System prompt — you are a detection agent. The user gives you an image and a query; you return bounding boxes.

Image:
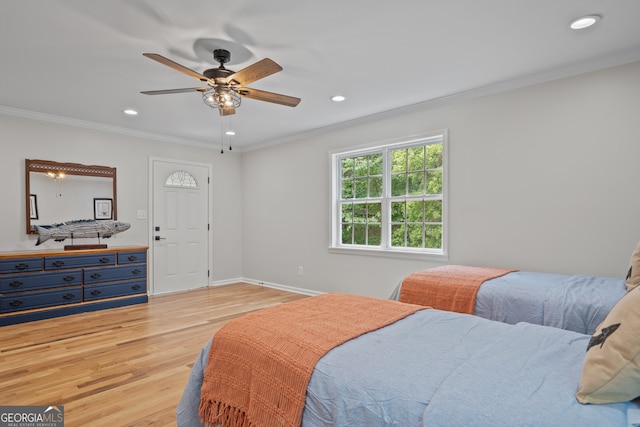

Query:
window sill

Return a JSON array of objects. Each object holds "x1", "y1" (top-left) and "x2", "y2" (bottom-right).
[{"x1": 328, "y1": 246, "x2": 448, "y2": 262}]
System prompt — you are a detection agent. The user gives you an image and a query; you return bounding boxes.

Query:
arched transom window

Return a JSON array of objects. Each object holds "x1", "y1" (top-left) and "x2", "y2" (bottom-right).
[{"x1": 165, "y1": 170, "x2": 198, "y2": 188}]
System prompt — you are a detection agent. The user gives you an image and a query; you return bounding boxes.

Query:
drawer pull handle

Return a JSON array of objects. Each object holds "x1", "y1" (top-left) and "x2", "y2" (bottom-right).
[
  {"x1": 132, "y1": 284, "x2": 142, "y2": 290},
  {"x1": 15, "y1": 263, "x2": 29, "y2": 270},
  {"x1": 63, "y1": 293, "x2": 75, "y2": 300},
  {"x1": 99, "y1": 257, "x2": 111, "y2": 264},
  {"x1": 9, "y1": 281, "x2": 23, "y2": 288},
  {"x1": 91, "y1": 290, "x2": 102, "y2": 296},
  {"x1": 127, "y1": 255, "x2": 138, "y2": 261},
  {"x1": 90, "y1": 273, "x2": 102, "y2": 279},
  {"x1": 52, "y1": 261, "x2": 65, "y2": 268},
  {"x1": 63, "y1": 275, "x2": 76, "y2": 282},
  {"x1": 9, "y1": 300, "x2": 24, "y2": 307},
  {"x1": 131, "y1": 269, "x2": 142, "y2": 275}
]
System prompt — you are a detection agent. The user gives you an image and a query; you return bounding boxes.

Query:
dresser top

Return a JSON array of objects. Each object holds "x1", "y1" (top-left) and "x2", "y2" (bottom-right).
[{"x1": 0, "y1": 246, "x2": 148, "y2": 259}]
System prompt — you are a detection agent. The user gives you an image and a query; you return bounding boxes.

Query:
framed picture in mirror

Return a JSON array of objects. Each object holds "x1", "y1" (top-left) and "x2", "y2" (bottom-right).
[
  {"x1": 29, "y1": 194, "x2": 38, "y2": 220},
  {"x1": 94, "y1": 198, "x2": 113, "y2": 220}
]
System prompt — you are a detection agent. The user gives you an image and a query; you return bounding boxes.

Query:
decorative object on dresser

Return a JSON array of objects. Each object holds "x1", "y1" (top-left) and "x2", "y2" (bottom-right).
[
  {"x1": 0, "y1": 246, "x2": 148, "y2": 326},
  {"x1": 34, "y1": 219, "x2": 131, "y2": 246}
]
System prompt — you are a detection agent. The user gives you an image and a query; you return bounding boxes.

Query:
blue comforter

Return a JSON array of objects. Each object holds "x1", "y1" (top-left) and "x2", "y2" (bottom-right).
[
  {"x1": 391, "y1": 271, "x2": 626, "y2": 334},
  {"x1": 177, "y1": 309, "x2": 635, "y2": 427},
  {"x1": 474, "y1": 272, "x2": 625, "y2": 334}
]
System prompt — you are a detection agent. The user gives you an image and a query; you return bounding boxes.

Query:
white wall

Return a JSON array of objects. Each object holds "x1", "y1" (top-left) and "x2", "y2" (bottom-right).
[
  {"x1": 2, "y1": 61, "x2": 639, "y2": 299},
  {"x1": 241, "y1": 61, "x2": 640, "y2": 298},
  {"x1": 0, "y1": 116, "x2": 243, "y2": 283}
]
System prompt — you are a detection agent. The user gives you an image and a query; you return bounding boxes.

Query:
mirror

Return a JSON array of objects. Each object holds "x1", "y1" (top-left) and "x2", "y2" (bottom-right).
[{"x1": 25, "y1": 159, "x2": 117, "y2": 234}]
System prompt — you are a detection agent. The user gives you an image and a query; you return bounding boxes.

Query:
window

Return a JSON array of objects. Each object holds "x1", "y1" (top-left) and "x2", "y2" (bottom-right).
[
  {"x1": 165, "y1": 170, "x2": 198, "y2": 188},
  {"x1": 331, "y1": 132, "x2": 447, "y2": 258}
]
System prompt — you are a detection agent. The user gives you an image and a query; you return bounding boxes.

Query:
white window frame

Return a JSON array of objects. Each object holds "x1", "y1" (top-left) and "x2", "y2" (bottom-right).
[{"x1": 329, "y1": 130, "x2": 448, "y2": 261}]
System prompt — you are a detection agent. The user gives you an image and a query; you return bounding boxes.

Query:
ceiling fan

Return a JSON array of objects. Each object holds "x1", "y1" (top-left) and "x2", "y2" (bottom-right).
[{"x1": 141, "y1": 49, "x2": 301, "y2": 116}]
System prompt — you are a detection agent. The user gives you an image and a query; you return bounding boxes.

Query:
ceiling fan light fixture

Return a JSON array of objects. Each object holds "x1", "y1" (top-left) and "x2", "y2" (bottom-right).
[
  {"x1": 570, "y1": 14, "x2": 602, "y2": 30},
  {"x1": 202, "y1": 87, "x2": 241, "y2": 110},
  {"x1": 46, "y1": 171, "x2": 65, "y2": 179},
  {"x1": 222, "y1": 93, "x2": 234, "y2": 106}
]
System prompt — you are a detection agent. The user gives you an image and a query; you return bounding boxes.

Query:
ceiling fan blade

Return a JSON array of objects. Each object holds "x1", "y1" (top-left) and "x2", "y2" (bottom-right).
[
  {"x1": 219, "y1": 107, "x2": 236, "y2": 116},
  {"x1": 141, "y1": 87, "x2": 208, "y2": 95},
  {"x1": 143, "y1": 53, "x2": 213, "y2": 84},
  {"x1": 238, "y1": 87, "x2": 301, "y2": 107},
  {"x1": 227, "y1": 58, "x2": 282, "y2": 86}
]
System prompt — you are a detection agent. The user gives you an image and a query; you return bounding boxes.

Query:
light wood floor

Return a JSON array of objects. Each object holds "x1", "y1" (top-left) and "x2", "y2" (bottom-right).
[{"x1": 0, "y1": 283, "x2": 308, "y2": 427}]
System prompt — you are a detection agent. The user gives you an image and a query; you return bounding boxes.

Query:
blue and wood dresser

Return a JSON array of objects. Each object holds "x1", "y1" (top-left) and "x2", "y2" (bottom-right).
[{"x1": 0, "y1": 246, "x2": 148, "y2": 326}]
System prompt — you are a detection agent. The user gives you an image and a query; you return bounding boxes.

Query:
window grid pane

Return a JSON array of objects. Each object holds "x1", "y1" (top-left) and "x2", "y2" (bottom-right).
[
  {"x1": 390, "y1": 198, "x2": 442, "y2": 249},
  {"x1": 340, "y1": 201, "x2": 382, "y2": 246},
  {"x1": 387, "y1": 142, "x2": 443, "y2": 250},
  {"x1": 340, "y1": 153, "x2": 383, "y2": 201}
]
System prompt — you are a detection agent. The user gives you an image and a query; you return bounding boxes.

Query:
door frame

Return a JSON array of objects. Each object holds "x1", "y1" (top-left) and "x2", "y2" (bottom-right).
[{"x1": 147, "y1": 156, "x2": 213, "y2": 294}]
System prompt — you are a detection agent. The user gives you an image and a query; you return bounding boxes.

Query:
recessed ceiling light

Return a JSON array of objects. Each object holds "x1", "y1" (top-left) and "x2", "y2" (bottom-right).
[
  {"x1": 570, "y1": 14, "x2": 602, "y2": 30},
  {"x1": 123, "y1": 109, "x2": 138, "y2": 116},
  {"x1": 331, "y1": 95, "x2": 346, "y2": 102},
  {"x1": 225, "y1": 130, "x2": 236, "y2": 136}
]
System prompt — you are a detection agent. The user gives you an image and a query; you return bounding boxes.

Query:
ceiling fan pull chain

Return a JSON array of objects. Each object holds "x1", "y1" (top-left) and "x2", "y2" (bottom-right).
[
  {"x1": 220, "y1": 119, "x2": 224, "y2": 154},
  {"x1": 228, "y1": 116, "x2": 232, "y2": 151}
]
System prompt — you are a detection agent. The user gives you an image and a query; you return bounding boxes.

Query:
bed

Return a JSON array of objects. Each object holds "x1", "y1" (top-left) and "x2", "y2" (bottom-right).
[
  {"x1": 176, "y1": 291, "x2": 640, "y2": 427},
  {"x1": 390, "y1": 265, "x2": 627, "y2": 334}
]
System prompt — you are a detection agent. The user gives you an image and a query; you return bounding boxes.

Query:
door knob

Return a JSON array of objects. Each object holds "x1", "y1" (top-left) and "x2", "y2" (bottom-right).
[{"x1": 155, "y1": 236, "x2": 166, "y2": 241}]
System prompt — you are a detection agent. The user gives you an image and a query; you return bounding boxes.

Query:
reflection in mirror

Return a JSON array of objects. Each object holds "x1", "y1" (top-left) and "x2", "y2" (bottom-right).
[{"x1": 25, "y1": 159, "x2": 117, "y2": 234}]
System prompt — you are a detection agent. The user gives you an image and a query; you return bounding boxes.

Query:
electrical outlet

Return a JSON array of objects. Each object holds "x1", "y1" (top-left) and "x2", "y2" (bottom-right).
[{"x1": 298, "y1": 266, "x2": 304, "y2": 276}]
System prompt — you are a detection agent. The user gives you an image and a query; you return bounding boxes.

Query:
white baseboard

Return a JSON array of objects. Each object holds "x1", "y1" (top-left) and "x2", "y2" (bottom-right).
[
  {"x1": 153, "y1": 278, "x2": 322, "y2": 297},
  {"x1": 208, "y1": 277, "x2": 245, "y2": 287},
  {"x1": 235, "y1": 278, "x2": 324, "y2": 296}
]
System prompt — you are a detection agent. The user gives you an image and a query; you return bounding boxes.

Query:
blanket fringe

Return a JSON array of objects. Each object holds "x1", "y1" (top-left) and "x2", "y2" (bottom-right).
[{"x1": 200, "y1": 399, "x2": 252, "y2": 427}]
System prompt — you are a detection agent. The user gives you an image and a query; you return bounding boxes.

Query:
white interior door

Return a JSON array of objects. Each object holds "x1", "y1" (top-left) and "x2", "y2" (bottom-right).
[{"x1": 151, "y1": 159, "x2": 210, "y2": 294}]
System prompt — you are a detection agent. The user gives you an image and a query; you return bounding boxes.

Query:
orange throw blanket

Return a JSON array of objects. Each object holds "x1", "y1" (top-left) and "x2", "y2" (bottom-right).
[
  {"x1": 199, "y1": 293, "x2": 424, "y2": 427},
  {"x1": 399, "y1": 265, "x2": 516, "y2": 314}
]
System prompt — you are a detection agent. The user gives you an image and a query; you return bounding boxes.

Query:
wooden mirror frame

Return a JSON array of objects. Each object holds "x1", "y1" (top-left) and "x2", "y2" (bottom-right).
[{"x1": 25, "y1": 159, "x2": 117, "y2": 234}]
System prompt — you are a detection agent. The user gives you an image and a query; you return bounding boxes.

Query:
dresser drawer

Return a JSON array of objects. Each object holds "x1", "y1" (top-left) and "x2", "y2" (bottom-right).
[
  {"x1": 84, "y1": 264, "x2": 146, "y2": 284},
  {"x1": 0, "y1": 270, "x2": 82, "y2": 293},
  {"x1": 0, "y1": 287, "x2": 82, "y2": 313},
  {"x1": 84, "y1": 280, "x2": 147, "y2": 301},
  {"x1": 45, "y1": 253, "x2": 116, "y2": 270},
  {"x1": 0, "y1": 257, "x2": 42, "y2": 274},
  {"x1": 117, "y1": 251, "x2": 147, "y2": 265}
]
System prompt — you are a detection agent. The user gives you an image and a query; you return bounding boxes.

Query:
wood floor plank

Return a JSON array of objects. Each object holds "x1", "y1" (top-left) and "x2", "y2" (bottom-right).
[{"x1": 0, "y1": 283, "x2": 308, "y2": 427}]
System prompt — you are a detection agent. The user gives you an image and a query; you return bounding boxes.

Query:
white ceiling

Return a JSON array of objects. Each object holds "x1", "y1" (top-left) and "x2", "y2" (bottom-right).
[{"x1": 2, "y1": 1, "x2": 640, "y2": 151}]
